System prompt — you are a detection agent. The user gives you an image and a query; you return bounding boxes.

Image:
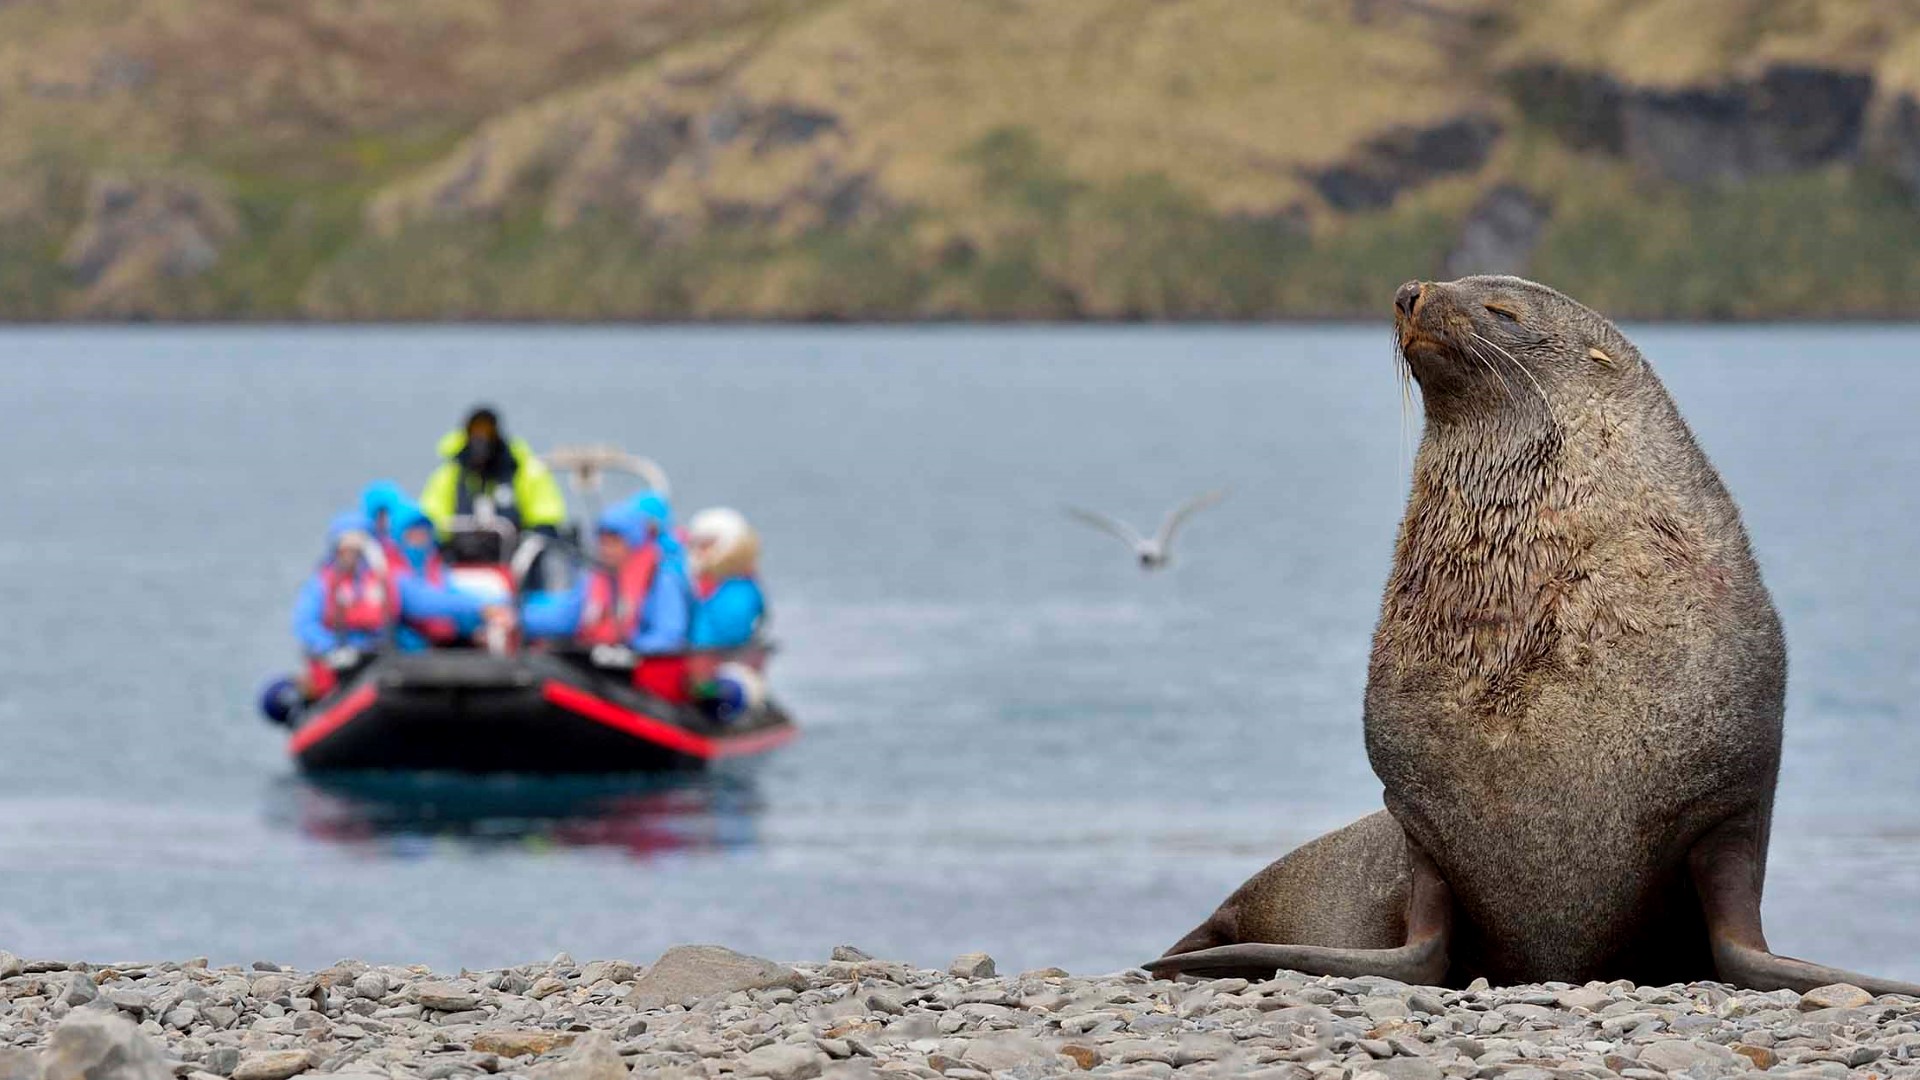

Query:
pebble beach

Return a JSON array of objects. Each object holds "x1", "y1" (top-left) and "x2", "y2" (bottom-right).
[{"x1": 4, "y1": 946, "x2": 1918, "y2": 1080}]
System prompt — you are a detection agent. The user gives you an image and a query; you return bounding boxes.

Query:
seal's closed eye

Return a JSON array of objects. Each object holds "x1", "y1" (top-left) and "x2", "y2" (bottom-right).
[{"x1": 1484, "y1": 303, "x2": 1521, "y2": 322}]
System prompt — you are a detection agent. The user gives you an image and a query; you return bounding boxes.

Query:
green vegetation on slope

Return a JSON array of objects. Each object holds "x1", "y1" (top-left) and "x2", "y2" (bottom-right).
[{"x1": 8, "y1": 0, "x2": 1920, "y2": 319}]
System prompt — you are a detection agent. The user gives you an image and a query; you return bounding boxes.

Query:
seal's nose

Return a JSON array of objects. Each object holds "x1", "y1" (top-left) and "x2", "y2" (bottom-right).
[{"x1": 1395, "y1": 280, "x2": 1424, "y2": 318}]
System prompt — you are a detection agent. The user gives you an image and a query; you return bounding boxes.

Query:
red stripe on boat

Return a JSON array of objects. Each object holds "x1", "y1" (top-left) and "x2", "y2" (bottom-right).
[
  {"x1": 289, "y1": 684, "x2": 378, "y2": 754},
  {"x1": 540, "y1": 681, "x2": 797, "y2": 760}
]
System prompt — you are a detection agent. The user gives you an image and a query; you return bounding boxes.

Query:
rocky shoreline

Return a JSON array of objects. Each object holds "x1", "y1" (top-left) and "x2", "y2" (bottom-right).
[{"x1": 3, "y1": 946, "x2": 1917, "y2": 1080}]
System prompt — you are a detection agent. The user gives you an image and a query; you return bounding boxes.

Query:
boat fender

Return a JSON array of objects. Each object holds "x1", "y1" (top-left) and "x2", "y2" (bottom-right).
[
  {"x1": 709, "y1": 662, "x2": 766, "y2": 725},
  {"x1": 259, "y1": 676, "x2": 304, "y2": 728}
]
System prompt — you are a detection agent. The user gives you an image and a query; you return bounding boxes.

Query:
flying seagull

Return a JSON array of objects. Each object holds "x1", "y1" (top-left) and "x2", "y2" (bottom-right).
[{"x1": 1064, "y1": 490, "x2": 1226, "y2": 570}]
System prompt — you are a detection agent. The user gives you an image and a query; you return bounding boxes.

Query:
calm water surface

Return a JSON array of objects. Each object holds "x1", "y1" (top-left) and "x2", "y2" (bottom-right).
[{"x1": 1, "y1": 325, "x2": 1916, "y2": 978}]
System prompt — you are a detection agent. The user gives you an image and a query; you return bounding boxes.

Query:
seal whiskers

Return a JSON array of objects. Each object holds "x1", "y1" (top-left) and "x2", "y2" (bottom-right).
[{"x1": 1470, "y1": 330, "x2": 1547, "y2": 407}]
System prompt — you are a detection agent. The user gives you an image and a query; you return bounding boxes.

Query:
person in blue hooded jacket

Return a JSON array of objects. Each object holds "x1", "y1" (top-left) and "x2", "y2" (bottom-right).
[
  {"x1": 292, "y1": 512, "x2": 511, "y2": 696},
  {"x1": 386, "y1": 498, "x2": 493, "y2": 649},
  {"x1": 522, "y1": 501, "x2": 692, "y2": 656}
]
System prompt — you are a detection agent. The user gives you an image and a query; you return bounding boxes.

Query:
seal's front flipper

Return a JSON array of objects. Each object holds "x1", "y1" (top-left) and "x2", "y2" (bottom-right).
[
  {"x1": 1692, "y1": 813, "x2": 1920, "y2": 997},
  {"x1": 1147, "y1": 825, "x2": 1452, "y2": 986}
]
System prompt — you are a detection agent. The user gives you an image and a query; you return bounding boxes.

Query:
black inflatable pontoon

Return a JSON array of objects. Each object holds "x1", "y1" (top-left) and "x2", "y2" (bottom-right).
[{"x1": 288, "y1": 650, "x2": 795, "y2": 774}]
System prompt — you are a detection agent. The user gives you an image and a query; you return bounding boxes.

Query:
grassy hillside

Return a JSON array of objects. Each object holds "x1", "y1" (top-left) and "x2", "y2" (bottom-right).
[{"x1": 7, "y1": 0, "x2": 1920, "y2": 319}]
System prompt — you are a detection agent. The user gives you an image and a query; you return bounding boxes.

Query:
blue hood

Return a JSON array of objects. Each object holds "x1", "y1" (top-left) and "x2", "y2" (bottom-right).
[
  {"x1": 629, "y1": 492, "x2": 672, "y2": 528},
  {"x1": 623, "y1": 492, "x2": 682, "y2": 556},
  {"x1": 360, "y1": 480, "x2": 409, "y2": 532},
  {"x1": 595, "y1": 504, "x2": 651, "y2": 547},
  {"x1": 389, "y1": 499, "x2": 438, "y2": 573},
  {"x1": 389, "y1": 499, "x2": 433, "y2": 537}
]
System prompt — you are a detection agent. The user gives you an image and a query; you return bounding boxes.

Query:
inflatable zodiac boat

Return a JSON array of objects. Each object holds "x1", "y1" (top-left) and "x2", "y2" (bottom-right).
[{"x1": 284, "y1": 646, "x2": 795, "y2": 774}]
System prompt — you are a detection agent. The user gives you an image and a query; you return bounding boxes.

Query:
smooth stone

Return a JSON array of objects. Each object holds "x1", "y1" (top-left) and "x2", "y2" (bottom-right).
[
  {"x1": 102, "y1": 991, "x2": 151, "y2": 1018},
  {"x1": 41, "y1": 1012, "x2": 171, "y2": 1080},
  {"x1": 959, "y1": 1036, "x2": 1048, "y2": 1071},
  {"x1": 59, "y1": 975, "x2": 98, "y2": 1007},
  {"x1": 1799, "y1": 985, "x2": 1872, "y2": 1012},
  {"x1": 471, "y1": 1032, "x2": 573, "y2": 1058},
  {"x1": 0, "y1": 1049, "x2": 39, "y2": 1080},
  {"x1": 1243, "y1": 1069, "x2": 1312, "y2": 1080},
  {"x1": 351, "y1": 973, "x2": 388, "y2": 1001},
  {"x1": 946, "y1": 955, "x2": 995, "y2": 980},
  {"x1": 1363, "y1": 998, "x2": 1412, "y2": 1021},
  {"x1": 228, "y1": 1052, "x2": 314, "y2": 1080},
  {"x1": 736, "y1": 1044, "x2": 823, "y2": 1080},
  {"x1": 413, "y1": 983, "x2": 479, "y2": 1012},
  {"x1": 1129, "y1": 1014, "x2": 1182, "y2": 1034},
  {"x1": 1636, "y1": 1039, "x2": 1740, "y2": 1075},
  {"x1": 1058, "y1": 1044, "x2": 1102, "y2": 1070},
  {"x1": 1554, "y1": 987, "x2": 1611, "y2": 1013},
  {"x1": 1835, "y1": 1045, "x2": 1884, "y2": 1067},
  {"x1": 528, "y1": 1033, "x2": 626, "y2": 1080},
  {"x1": 580, "y1": 961, "x2": 636, "y2": 985},
  {"x1": 248, "y1": 977, "x2": 289, "y2": 1001},
  {"x1": 625, "y1": 946, "x2": 804, "y2": 1010}
]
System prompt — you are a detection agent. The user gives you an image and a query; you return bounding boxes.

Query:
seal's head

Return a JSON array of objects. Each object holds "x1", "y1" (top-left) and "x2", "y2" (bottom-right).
[{"x1": 1393, "y1": 275, "x2": 1636, "y2": 425}]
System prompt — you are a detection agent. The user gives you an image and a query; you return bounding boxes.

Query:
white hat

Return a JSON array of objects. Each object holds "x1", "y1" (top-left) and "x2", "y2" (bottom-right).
[{"x1": 687, "y1": 507, "x2": 758, "y2": 579}]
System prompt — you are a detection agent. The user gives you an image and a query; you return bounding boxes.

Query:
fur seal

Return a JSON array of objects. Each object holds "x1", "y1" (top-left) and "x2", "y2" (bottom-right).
[{"x1": 1150, "y1": 276, "x2": 1920, "y2": 994}]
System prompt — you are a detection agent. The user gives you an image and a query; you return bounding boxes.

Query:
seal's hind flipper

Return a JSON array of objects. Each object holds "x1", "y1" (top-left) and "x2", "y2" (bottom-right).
[
  {"x1": 1709, "y1": 939, "x2": 1920, "y2": 998},
  {"x1": 1145, "y1": 935, "x2": 1448, "y2": 984},
  {"x1": 1692, "y1": 813, "x2": 1920, "y2": 997},
  {"x1": 1147, "y1": 823, "x2": 1452, "y2": 986}
]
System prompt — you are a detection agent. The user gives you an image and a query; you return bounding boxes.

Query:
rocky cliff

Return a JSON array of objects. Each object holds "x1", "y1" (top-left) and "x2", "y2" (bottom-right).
[{"x1": 6, "y1": 0, "x2": 1920, "y2": 319}]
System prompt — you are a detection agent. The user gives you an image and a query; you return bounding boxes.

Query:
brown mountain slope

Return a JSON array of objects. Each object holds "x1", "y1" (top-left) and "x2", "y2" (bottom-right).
[{"x1": 7, "y1": 0, "x2": 1920, "y2": 319}]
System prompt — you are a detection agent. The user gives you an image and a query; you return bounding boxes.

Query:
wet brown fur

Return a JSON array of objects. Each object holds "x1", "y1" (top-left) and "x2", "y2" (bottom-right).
[{"x1": 1164, "y1": 276, "x2": 1790, "y2": 986}]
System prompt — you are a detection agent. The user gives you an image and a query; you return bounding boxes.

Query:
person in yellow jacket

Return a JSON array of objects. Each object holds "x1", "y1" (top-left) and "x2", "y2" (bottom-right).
[{"x1": 418, "y1": 406, "x2": 568, "y2": 536}]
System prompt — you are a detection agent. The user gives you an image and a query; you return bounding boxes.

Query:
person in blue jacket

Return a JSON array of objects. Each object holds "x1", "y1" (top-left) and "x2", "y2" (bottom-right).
[
  {"x1": 292, "y1": 512, "x2": 510, "y2": 696},
  {"x1": 386, "y1": 498, "x2": 494, "y2": 648},
  {"x1": 684, "y1": 507, "x2": 767, "y2": 649},
  {"x1": 522, "y1": 502, "x2": 692, "y2": 656}
]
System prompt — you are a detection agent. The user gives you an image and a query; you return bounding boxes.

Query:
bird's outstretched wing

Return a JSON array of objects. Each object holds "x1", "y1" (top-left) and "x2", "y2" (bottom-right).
[
  {"x1": 1064, "y1": 505, "x2": 1145, "y2": 548},
  {"x1": 1155, "y1": 489, "x2": 1227, "y2": 549}
]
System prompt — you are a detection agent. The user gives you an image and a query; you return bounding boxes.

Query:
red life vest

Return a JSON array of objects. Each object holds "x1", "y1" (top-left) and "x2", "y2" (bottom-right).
[
  {"x1": 321, "y1": 564, "x2": 398, "y2": 635},
  {"x1": 580, "y1": 546, "x2": 661, "y2": 646}
]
